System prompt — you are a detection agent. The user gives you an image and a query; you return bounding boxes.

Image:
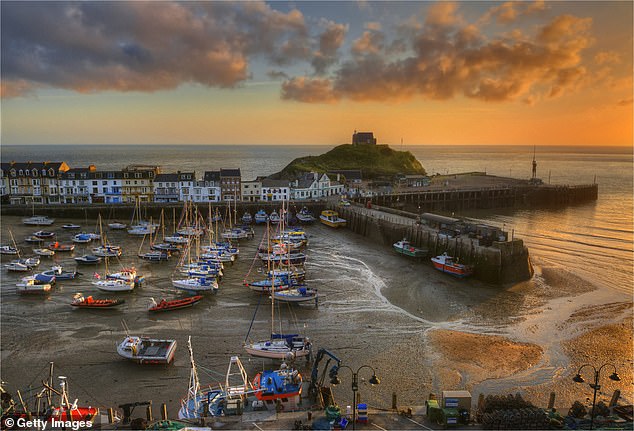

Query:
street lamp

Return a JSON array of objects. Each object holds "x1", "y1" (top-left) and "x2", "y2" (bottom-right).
[
  {"x1": 572, "y1": 363, "x2": 621, "y2": 430},
  {"x1": 330, "y1": 364, "x2": 380, "y2": 430}
]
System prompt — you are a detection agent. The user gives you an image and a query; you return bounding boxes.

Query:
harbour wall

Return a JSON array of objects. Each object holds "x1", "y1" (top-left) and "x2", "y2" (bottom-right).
[
  {"x1": 360, "y1": 183, "x2": 598, "y2": 213},
  {"x1": 336, "y1": 205, "x2": 533, "y2": 285}
]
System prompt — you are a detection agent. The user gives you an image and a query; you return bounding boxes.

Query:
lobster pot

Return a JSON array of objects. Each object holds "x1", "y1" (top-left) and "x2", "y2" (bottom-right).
[
  {"x1": 356, "y1": 403, "x2": 368, "y2": 423},
  {"x1": 442, "y1": 391, "x2": 472, "y2": 411}
]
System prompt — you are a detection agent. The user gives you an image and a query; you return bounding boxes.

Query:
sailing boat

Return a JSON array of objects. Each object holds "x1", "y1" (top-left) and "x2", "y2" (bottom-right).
[
  {"x1": 151, "y1": 209, "x2": 181, "y2": 253},
  {"x1": 178, "y1": 337, "x2": 251, "y2": 419},
  {"x1": 172, "y1": 202, "x2": 219, "y2": 293},
  {"x1": 127, "y1": 197, "x2": 158, "y2": 236},
  {"x1": 138, "y1": 216, "x2": 170, "y2": 261},
  {"x1": 92, "y1": 215, "x2": 122, "y2": 257},
  {"x1": 244, "y1": 214, "x2": 312, "y2": 360},
  {"x1": 92, "y1": 216, "x2": 139, "y2": 292}
]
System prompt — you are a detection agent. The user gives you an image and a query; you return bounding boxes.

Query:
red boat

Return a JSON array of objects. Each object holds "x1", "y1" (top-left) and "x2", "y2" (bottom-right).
[
  {"x1": 48, "y1": 241, "x2": 75, "y2": 252},
  {"x1": 148, "y1": 295, "x2": 203, "y2": 312},
  {"x1": 431, "y1": 253, "x2": 474, "y2": 278},
  {"x1": 71, "y1": 294, "x2": 124, "y2": 308}
]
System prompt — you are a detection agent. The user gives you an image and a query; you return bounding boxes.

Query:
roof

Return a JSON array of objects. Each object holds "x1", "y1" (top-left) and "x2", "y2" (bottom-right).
[
  {"x1": 262, "y1": 178, "x2": 290, "y2": 188},
  {"x1": 328, "y1": 170, "x2": 362, "y2": 181},
  {"x1": 154, "y1": 173, "x2": 179, "y2": 182},
  {"x1": 2, "y1": 161, "x2": 69, "y2": 176},
  {"x1": 60, "y1": 167, "x2": 96, "y2": 179},
  {"x1": 204, "y1": 171, "x2": 220, "y2": 182},
  {"x1": 220, "y1": 168, "x2": 241, "y2": 177}
]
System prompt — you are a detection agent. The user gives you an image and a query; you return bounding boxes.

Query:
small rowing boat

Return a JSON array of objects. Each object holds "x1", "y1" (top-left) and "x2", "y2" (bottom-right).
[
  {"x1": 33, "y1": 230, "x2": 56, "y2": 239},
  {"x1": 71, "y1": 293, "x2": 124, "y2": 308},
  {"x1": 148, "y1": 295, "x2": 203, "y2": 312},
  {"x1": 62, "y1": 223, "x2": 81, "y2": 229},
  {"x1": 34, "y1": 248, "x2": 55, "y2": 257}
]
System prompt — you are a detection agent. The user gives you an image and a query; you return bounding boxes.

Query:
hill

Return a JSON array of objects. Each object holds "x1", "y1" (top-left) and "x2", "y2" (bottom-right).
[{"x1": 271, "y1": 144, "x2": 426, "y2": 180}]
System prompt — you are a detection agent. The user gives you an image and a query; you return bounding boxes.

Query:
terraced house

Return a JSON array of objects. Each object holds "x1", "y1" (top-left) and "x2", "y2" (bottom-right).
[
  {"x1": 1, "y1": 161, "x2": 70, "y2": 205},
  {"x1": 121, "y1": 165, "x2": 159, "y2": 203},
  {"x1": 60, "y1": 166, "x2": 96, "y2": 204}
]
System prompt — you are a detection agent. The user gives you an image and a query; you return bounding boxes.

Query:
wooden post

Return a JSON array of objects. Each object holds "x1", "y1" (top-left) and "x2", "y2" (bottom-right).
[
  {"x1": 548, "y1": 392, "x2": 556, "y2": 410},
  {"x1": 107, "y1": 408, "x2": 114, "y2": 424},
  {"x1": 146, "y1": 404, "x2": 153, "y2": 421},
  {"x1": 161, "y1": 403, "x2": 168, "y2": 420},
  {"x1": 392, "y1": 392, "x2": 397, "y2": 410}
]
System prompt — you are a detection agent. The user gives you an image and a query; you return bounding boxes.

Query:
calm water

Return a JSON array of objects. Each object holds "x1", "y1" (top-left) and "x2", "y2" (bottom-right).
[{"x1": 3, "y1": 144, "x2": 632, "y2": 294}]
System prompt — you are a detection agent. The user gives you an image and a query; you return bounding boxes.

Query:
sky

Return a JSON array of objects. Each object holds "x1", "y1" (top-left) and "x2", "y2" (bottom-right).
[{"x1": 1, "y1": 1, "x2": 632, "y2": 147}]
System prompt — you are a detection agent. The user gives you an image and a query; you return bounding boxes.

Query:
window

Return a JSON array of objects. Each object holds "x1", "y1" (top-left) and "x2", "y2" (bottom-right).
[
  {"x1": 48, "y1": 168, "x2": 54, "y2": 176},
  {"x1": 41, "y1": 169, "x2": 46, "y2": 176},
  {"x1": 92, "y1": 181, "x2": 98, "y2": 185},
  {"x1": 107, "y1": 172, "x2": 114, "y2": 179},
  {"x1": 24, "y1": 170, "x2": 28, "y2": 176},
  {"x1": 10, "y1": 169, "x2": 16, "y2": 177},
  {"x1": 135, "y1": 173, "x2": 142, "y2": 179},
  {"x1": 102, "y1": 181, "x2": 107, "y2": 185}
]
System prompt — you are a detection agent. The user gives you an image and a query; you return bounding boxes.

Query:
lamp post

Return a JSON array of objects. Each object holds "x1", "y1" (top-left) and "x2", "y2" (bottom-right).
[
  {"x1": 330, "y1": 364, "x2": 380, "y2": 430},
  {"x1": 572, "y1": 363, "x2": 620, "y2": 430}
]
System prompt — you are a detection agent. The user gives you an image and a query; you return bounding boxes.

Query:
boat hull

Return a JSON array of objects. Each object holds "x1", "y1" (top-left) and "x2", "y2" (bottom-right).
[
  {"x1": 393, "y1": 245, "x2": 427, "y2": 258},
  {"x1": 149, "y1": 295, "x2": 203, "y2": 312}
]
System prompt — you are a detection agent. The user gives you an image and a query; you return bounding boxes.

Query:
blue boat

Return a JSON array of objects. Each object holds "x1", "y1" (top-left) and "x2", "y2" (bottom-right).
[
  {"x1": 41, "y1": 266, "x2": 78, "y2": 280},
  {"x1": 254, "y1": 210, "x2": 268, "y2": 224}
]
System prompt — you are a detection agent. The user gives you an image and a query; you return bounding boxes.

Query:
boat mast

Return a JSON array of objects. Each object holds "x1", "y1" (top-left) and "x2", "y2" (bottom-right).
[{"x1": 185, "y1": 336, "x2": 200, "y2": 415}]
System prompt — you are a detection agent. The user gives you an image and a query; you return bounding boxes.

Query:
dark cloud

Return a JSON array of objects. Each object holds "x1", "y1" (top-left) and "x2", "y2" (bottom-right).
[
  {"x1": 1, "y1": 1, "x2": 309, "y2": 97},
  {"x1": 282, "y1": 3, "x2": 595, "y2": 104},
  {"x1": 311, "y1": 19, "x2": 348, "y2": 74}
]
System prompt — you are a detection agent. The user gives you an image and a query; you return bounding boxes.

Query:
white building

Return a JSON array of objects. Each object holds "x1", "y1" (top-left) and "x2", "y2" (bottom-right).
[
  {"x1": 242, "y1": 178, "x2": 262, "y2": 202},
  {"x1": 59, "y1": 167, "x2": 94, "y2": 204},
  {"x1": 291, "y1": 172, "x2": 343, "y2": 200},
  {"x1": 261, "y1": 179, "x2": 291, "y2": 202},
  {"x1": 153, "y1": 173, "x2": 179, "y2": 203},
  {"x1": 90, "y1": 170, "x2": 124, "y2": 204},
  {"x1": 178, "y1": 172, "x2": 196, "y2": 202},
  {"x1": 191, "y1": 180, "x2": 221, "y2": 203}
]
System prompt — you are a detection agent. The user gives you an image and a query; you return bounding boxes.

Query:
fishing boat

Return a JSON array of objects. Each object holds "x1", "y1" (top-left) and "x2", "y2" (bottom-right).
[
  {"x1": 92, "y1": 245, "x2": 122, "y2": 257},
  {"x1": 251, "y1": 363, "x2": 303, "y2": 411},
  {"x1": 117, "y1": 335, "x2": 177, "y2": 365},
  {"x1": 148, "y1": 295, "x2": 203, "y2": 312},
  {"x1": 71, "y1": 293, "x2": 124, "y2": 308},
  {"x1": 254, "y1": 210, "x2": 268, "y2": 224},
  {"x1": 273, "y1": 286, "x2": 318, "y2": 304},
  {"x1": 242, "y1": 212, "x2": 253, "y2": 224},
  {"x1": 34, "y1": 248, "x2": 55, "y2": 257},
  {"x1": 41, "y1": 265, "x2": 78, "y2": 280},
  {"x1": 296, "y1": 207, "x2": 316, "y2": 224},
  {"x1": 62, "y1": 223, "x2": 81, "y2": 229},
  {"x1": 431, "y1": 253, "x2": 474, "y2": 278},
  {"x1": 33, "y1": 230, "x2": 55, "y2": 239},
  {"x1": 393, "y1": 238, "x2": 428, "y2": 258},
  {"x1": 108, "y1": 221, "x2": 127, "y2": 229},
  {"x1": 22, "y1": 215, "x2": 54, "y2": 226},
  {"x1": 320, "y1": 210, "x2": 347, "y2": 228},
  {"x1": 74, "y1": 254, "x2": 102, "y2": 264},
  {"x1": 269, "y1": 211, "x2": 281, "y2": 224},
  {"x1": 16, "y1": 276, "x2": 52, "y2": 294},
  {"x1": 48, "y1": 242, "x2": 75, "y2": 252},
  {"x1": 72, "y1": 233, "x2": 92, "y2": 243},
  {"x1": 179, "y1": 339, "x2": 250, "y2": 420}
]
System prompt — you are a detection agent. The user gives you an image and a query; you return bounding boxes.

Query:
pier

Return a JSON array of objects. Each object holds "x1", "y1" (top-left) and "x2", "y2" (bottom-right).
[{"x1": 336, "y1": 203, "x2": 533, "y2": 285}]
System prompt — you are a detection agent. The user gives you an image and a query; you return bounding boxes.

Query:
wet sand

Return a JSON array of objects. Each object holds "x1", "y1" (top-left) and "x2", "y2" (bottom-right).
[{"x1": 1, "y1": 215, "x2": 632, "y2": 418}]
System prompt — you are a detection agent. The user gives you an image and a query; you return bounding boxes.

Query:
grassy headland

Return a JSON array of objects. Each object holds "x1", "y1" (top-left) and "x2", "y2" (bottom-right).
[{"x1": 270, "y1": 144, "x2": 426, "y2": 180}]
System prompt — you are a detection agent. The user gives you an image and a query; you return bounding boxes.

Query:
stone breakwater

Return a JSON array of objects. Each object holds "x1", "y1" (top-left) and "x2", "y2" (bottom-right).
[{"x1": 336, "y1": 205, "x2": 533, "y2": 285}]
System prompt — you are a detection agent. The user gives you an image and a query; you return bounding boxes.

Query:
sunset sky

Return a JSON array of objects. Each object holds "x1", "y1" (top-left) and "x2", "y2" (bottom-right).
[{"x1": 1, "y1": 1, "x2": 632, "y2": 146}]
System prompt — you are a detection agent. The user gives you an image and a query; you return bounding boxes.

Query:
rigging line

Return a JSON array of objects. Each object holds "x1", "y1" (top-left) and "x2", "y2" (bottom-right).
[
  {"x1": 25, "y1": 363, "x2": 51, "y2": 390},
  {"x1": 52, "y1": 364, "x2": 109, "y2": 407},
  {"x1": 244, "y1": 290, "x2": 264, "y2": 343}
]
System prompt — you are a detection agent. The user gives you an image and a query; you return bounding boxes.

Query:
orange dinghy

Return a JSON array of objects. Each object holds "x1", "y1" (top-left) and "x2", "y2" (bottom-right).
[{"x1": 71, "y1": 293, "x2": 124, "y2": 308}]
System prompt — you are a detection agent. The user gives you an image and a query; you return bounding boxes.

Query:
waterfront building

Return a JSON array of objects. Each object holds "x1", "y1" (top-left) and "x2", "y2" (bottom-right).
[
  {"x1": 153, "y1": 173, "x2": 180, "y2": 203},
  {"x1": 290, "y1": 172, "x2": 344, "y2": 201},
  {"x1": 242, "y1": 178, "x2": 262, "y2": 202},
  {"x1": 202, "y1": 171, "x2": 222, "y2": 203},
  {"x1": 92, "y1": 170, "x2": 124, "y2": 204},
  {"x1": 352, "y1": 131, "x2": 377, "y2": 145},
  {"x1": 219, "y1": 168, "x2": 241, "y2": 201},
  {"x1": 261, "y1": 179, "x2": 291, "y2": 202},
  {"x1": 121, "y1": 165, "x2": 159, "y2": 203},
  {"x1": 396, "y1": 174, "x2": 431, "y2": 188},
  {"x1": 60, "y1": 166, "x2": 96, "y2": 204},
  {"x1": 178, "y1": 172, "x2": 196, "y2": 202},
  {"x1": 1, "y1": 161, "x2": 70, "y2": 205}
]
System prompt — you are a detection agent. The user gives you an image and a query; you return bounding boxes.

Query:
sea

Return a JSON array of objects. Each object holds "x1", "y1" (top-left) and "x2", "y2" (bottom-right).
[{"x1": 3, "y1": 143, "x2": 632, "y2": 294}]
